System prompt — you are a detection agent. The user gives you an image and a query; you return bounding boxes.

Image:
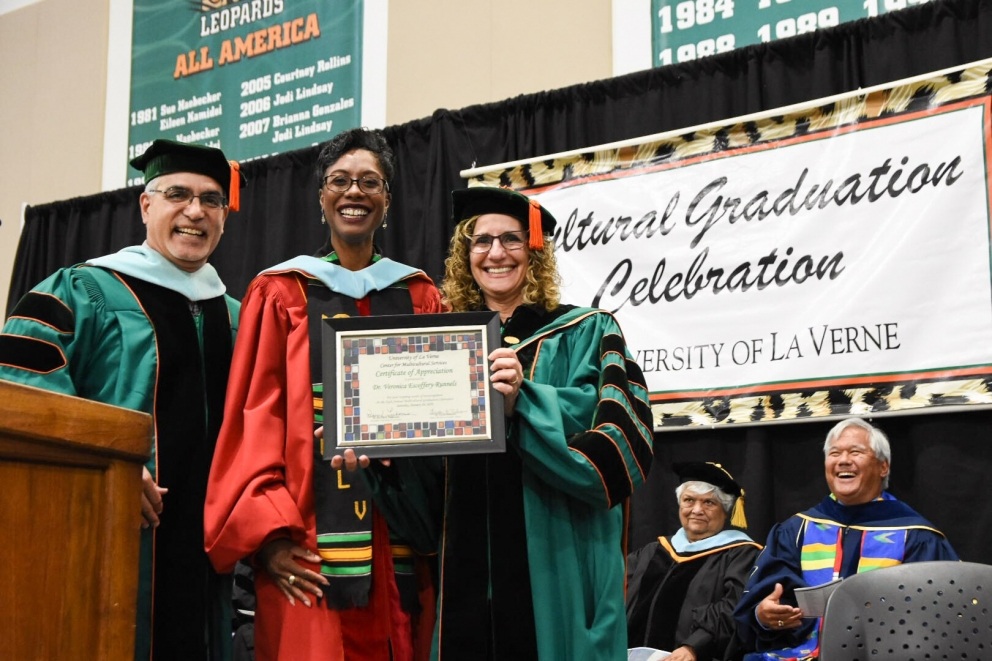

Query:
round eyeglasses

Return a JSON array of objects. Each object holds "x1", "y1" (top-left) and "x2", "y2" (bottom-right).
[
  {"x1": 322, "y1": 174, "x2": 387, "y2": 195},
  {"x1": 468, "y1": 231, "x2": 528, "y2": 253}
]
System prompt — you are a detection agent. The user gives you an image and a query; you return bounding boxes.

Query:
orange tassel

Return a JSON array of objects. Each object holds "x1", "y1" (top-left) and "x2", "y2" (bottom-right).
[
  {"x1": 528, "y1": 199, "x2": 543, "y2": 250},
  {"x1": 228, "y1": 160, "x2": 241, "y2": 211}
]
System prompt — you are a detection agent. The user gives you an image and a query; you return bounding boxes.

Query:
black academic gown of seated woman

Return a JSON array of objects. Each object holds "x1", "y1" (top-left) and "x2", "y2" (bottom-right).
[{"x1": 626, "y1": 528, "x2": 762, "y2": 661}]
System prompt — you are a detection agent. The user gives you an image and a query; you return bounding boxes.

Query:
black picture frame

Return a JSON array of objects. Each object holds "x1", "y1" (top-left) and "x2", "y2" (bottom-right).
[{"x1": 320, "y1": 311, "x2": 506, "y2": 458}]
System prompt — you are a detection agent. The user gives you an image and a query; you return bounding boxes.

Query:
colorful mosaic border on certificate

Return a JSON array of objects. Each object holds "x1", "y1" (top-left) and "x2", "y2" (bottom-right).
[{"x1": 339, "y1": 330, "x2": 489, "y2": 442}]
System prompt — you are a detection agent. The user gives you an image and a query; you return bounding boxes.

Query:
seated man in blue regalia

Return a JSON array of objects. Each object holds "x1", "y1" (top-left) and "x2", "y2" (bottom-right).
[{"x1": 732, "y1": 417, "x2": 958, "y2": 661}]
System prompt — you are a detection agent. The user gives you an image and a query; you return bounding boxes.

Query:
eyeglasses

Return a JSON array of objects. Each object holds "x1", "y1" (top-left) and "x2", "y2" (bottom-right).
[
  {"x1": 322, "y1": 174, "x2": 387, "y2": 195},
  {"x1": 468, "y1": 231, "x2": 528, "y2": 253},
  {"x1": 148, "y1": 186, "x2": 227, "y2": 209}
]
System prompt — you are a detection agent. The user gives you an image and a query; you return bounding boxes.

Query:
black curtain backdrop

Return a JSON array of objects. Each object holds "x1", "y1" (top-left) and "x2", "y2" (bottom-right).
[{"x1": 8, "y1": 0, "x2": 992, "y2": 563}]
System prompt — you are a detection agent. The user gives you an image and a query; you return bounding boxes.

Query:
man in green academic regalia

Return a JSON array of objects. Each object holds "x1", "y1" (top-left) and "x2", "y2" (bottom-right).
[{"x1": 0, "y1": 139, "x2": 244, "y2": 661}]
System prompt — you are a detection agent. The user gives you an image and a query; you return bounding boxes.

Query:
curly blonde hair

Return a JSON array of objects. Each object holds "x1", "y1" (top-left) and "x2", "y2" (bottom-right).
[{"x1": 441, "y1": 216, "x2": 562, "y2": 313}]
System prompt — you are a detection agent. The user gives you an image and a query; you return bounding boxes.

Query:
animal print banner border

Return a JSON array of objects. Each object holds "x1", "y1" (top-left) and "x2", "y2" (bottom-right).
[{"x1": 467, "y1": 60, "x2": 992, "y2": 429}]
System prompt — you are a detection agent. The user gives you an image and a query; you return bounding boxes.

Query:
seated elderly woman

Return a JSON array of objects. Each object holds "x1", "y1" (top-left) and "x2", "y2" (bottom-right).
[{"x1": 626, "y1": 462, "x2": 762, "y2": 661}]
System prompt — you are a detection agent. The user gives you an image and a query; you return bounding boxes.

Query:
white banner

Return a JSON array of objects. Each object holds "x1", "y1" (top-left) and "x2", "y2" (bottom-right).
[{"x1": 466, "y1": 60, "x2": 992, "y2": 428}]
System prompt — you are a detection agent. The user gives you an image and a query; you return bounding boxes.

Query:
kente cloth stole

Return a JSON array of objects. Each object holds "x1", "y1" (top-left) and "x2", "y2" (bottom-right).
[
  {"x1": 749, "y1": 520, "x2": 908, "y2": 661},
  {"x1": 800, "y1": 520, "x2": 908, "y2": 581},
  {"x1": 307, "y1": 277, "x2": 420, "y2": 611},
  {"x1": 747, "y1": 647, "x2": 818, "y2": 661}
]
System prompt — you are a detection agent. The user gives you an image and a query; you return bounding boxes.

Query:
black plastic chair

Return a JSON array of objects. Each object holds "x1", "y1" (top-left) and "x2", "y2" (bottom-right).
[{"x1": 818, "y1": 561, "x2": 992, "y2": 660}]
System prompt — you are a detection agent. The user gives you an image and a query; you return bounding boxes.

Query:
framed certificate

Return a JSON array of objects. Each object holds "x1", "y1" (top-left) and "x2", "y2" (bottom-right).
[{"x1": 321, "y1": 311, "x2": 506, "y2": 458}]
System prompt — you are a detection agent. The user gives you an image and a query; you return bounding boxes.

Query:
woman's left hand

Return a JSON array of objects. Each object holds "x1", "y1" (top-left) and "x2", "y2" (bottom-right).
[
  {"x1": 489, "y1": 347, "x2": 523, "y2": 414},
  {"x1": 257, "y1": 538, "x2": 327, "y2": 607}
]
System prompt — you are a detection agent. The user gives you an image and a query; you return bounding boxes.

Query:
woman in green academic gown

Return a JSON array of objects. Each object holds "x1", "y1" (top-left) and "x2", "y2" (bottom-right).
[{"x1": 351, "y1": 186, "x2": 655, "y2": 660}]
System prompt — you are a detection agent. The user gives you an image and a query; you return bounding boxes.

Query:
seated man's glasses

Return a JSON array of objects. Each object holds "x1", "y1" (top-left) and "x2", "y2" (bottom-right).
[
  {"x1": 322, "y1": 174, "x2": 387, "y2": 195},
  {"x1": 468, "y1": 231, "x2": 528, "y2": 254},
  {"x1": 148, "y1": 186, "x2": 227, "y2": 210}
]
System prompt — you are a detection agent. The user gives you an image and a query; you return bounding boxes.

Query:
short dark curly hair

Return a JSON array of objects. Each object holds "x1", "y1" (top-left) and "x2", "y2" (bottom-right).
[{"x1": 314, "y1": 127, "x2": 395, "y2": 188}]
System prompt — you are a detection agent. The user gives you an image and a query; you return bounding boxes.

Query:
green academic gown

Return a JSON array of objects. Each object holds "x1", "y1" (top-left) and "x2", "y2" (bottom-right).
[
  {"x1": 0, "y1": 245, "x2": 238, "y2": 661},
  {"x1": 369, "y1": 305, "x2": 655, "y2": 660}
]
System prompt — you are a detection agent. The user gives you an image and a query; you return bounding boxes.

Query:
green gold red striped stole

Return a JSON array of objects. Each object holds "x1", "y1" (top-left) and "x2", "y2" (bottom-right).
[
  {"x1": 389, "y1": 536, "x2": 419, "y2": 612},
  {"x1": 316, "y1": 531, "x2": 373, "y2": 578},
  {"x1": 307, "y1": 266, "x2": 420, "y2": 610}
]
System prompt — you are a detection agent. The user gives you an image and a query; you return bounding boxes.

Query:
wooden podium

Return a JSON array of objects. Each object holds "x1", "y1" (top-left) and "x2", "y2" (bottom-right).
[{"x1": 0, "y1": 380, "x2": 151, "y2": 660}]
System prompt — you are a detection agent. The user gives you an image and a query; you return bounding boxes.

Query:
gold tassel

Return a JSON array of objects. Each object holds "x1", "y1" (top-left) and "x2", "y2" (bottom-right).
[
  {"x1": 228, "y1": 160, "x2": 241, "y2": 211},
  {"x1": 730, "y1": 490, "x2": 748, "y2": 529},
  {"x1": 528, "y1": 199, "x2": 543, "y2": 250}
]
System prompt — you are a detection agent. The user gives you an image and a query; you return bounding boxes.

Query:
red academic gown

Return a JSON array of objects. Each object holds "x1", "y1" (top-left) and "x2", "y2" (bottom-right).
[{"x1": 204, "y1": 265, "x2": 441, "y2": 661}]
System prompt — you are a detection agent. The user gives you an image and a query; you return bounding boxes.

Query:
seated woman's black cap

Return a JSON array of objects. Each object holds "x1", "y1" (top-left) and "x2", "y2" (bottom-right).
[{"x1": 452, "y1": 187, "x2": 557, "y2": 249}]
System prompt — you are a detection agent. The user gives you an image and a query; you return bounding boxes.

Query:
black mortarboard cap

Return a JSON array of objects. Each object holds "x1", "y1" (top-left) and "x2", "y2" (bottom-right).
[
  {"x1": 452, "y1": 186, "x2": 557, "y2": 250},
  {"x1": 674, "y1": 461, "x2": 748, "y2": 529},
  {"x1": 130, "y1": 139, "x2": 244, "y2": 211}
]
